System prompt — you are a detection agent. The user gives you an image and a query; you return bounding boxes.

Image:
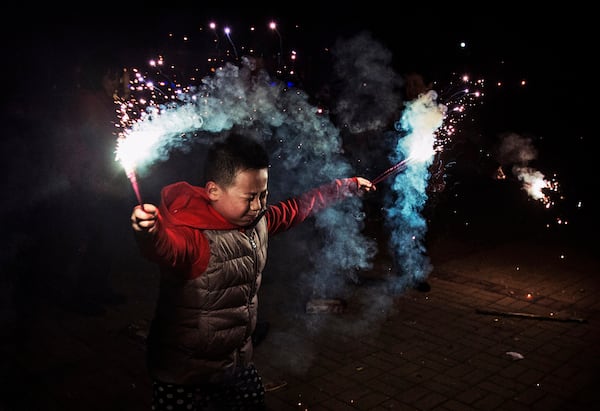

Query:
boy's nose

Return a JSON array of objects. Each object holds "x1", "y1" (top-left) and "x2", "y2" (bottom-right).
[{"x1": 250, "y1": 197, "x2": 262, "y2": 211}]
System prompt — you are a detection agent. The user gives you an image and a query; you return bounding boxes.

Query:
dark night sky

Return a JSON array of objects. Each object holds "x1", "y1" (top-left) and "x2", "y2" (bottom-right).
[
  {"x1": 8, "y1": 7, "x2": 592, "y2": 158},
  {"x1": 2, "y1": 6, "x2": 595, "y2": 221},
  {"x1": 6, "y1": 7, "x2": 593, "y2": 120}
]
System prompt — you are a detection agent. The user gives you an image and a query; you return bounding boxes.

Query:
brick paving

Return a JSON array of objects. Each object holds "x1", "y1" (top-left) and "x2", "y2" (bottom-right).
[
  {"x1": 0, "y1": 216, "x2": 598, "y2": 411},
  {"x1": 255, "y1": 234, "x2": 599, "y2": 411},
  {"x1": 257, "y1": 233, "x2": 600, "y2": 410}
]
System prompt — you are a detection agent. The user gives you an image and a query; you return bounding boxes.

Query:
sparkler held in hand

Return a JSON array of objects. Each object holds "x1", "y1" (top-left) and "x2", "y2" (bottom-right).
[
  {"x1": 371, "y1": 90, "x2": 448, "y2": 186},
  {"x1": 125, "y1": 168, "x2": 145, "y2": 210},
  {"x1": 115, "y1": 135, "x2": 147, "y2": 211}
]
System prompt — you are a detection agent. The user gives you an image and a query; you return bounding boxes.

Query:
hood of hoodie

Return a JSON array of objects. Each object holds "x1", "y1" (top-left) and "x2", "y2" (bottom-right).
[{"x1": 160, "y1": 181, "x2": 237, "y2": 230}]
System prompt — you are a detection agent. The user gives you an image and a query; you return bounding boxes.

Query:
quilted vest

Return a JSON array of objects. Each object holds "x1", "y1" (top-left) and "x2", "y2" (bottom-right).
[{"x1": 146, "y1": 217, "x2": 268, "y2": 384}]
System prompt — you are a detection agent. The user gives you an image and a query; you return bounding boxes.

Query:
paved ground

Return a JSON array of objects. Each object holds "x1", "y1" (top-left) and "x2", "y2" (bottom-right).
[
  {"x1": 257, "y1": 234, "x2": 599, "y2": 411},
  {"x1": 1, "y1": 188, "x2": 598, "y2": 411}
]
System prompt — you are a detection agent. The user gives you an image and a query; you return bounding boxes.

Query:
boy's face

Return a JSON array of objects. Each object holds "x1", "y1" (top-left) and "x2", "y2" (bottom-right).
[{"x1": 207, "y1": 168, "x2": 269, "y2": 227}]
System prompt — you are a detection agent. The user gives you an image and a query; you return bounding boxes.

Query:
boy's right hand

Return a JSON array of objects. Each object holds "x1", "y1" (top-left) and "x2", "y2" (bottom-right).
[{"x1": 131, "y1": 204, "x2": 158, "y2": 233}]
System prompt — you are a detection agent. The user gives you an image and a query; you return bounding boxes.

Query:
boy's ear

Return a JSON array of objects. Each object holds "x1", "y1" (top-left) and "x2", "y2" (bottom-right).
[{"x1": 205, "y1": 181, "x2": 221, "y2": 200}]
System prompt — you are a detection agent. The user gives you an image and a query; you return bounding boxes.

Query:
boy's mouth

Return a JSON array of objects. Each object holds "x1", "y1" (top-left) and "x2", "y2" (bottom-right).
[{"x1": 243, "y1": 209, "x2": 267, "y2": 226}]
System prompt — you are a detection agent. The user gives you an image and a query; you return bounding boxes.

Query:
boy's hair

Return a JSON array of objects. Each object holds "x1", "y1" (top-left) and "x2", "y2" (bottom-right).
[{"x1": 204, "y1": 133, "x2": 270, "y2": 187}]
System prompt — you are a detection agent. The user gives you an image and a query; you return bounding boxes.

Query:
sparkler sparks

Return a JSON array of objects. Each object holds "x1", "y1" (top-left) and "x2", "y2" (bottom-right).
[
  {"x1": 374, "y1": 73, "x2": 485, "y2": 185},
  {"x1": 495, "y1": 133, "x2": 563, "y2": 218},
  {"x1": 435, "y1": 74, "x2": 485, "y2": 149},
  {"x1": 395, "y1": 89, "x2": 447, "y2": 166},
  {"x1": 513, "y1": 166, "x2": 560, "y2": 208},
  {"x1": 373, "y1": 88, "x2": 449, "y2": 185}
]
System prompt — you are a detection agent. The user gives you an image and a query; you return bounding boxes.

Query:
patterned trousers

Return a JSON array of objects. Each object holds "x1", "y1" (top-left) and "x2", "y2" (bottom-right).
[{"x1": 151, "y1": 365, "x2": 266, "y2": 411}]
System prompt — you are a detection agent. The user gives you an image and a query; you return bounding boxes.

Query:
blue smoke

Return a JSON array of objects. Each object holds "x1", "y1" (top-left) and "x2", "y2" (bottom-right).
[{"x1": 384, "y1": 91, "x2": 446, "y2": 291}]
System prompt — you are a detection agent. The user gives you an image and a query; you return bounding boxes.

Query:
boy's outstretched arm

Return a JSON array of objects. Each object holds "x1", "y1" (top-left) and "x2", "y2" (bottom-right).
[{"x1": 266, "y1": 176, "x2": 375, "y2": 234}]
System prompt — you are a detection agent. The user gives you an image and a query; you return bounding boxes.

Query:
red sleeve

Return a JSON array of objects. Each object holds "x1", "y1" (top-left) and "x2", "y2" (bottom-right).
[
  {"x1": 266, "y1": 177, "x2": 360, "y2": 235},
  {"x1": 135, "y1": 214, "x2": 210, "y2": 279}
]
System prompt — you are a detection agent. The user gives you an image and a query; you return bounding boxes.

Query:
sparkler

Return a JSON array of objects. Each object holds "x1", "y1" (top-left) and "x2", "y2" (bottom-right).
[
  {"x1": 112, "y1": 51, "x2": 203, "y2": 210},
  {"x1": 127, "y1": 169, "x2": 144, "y2": 208},
  {"x1": 514, "y1": 166, "x2": 560, "y2": 208},
  {"x1": 372, "y1": 158, "x2": 410, "y2": 185},
  {"x1": 113, "y1": 75, "x2": 158, "y2": 211},
  {"x1": 376, "y1": 72, "x2": 485, "y2": 186},
  {"x1": 115, "y1": 135, "x2": 147, "y2": 210},
  {"x1": 372, "y1": 75, "x2": 484, "y2": 185},
  {"x1": 371, "y1": 89, "x2": 449, "y2": 185}
]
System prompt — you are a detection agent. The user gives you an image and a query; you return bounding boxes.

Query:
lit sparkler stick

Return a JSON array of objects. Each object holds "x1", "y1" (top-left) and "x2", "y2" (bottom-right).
[
  {"x1": 372, "y1": 158, "x2": 410, "y2": 185},
  {"x1": 126, "y1": 168, "x2": 145, "y2": 209},
  {"x1": 113, "y1": 53, "x2": 205, "y2": 211},
  {"x1": 372, "y1": 90, "x2": 447, "y2": 185},
  {"x1": 115, "y1": 132, "x2": 153, "y2": 211}
]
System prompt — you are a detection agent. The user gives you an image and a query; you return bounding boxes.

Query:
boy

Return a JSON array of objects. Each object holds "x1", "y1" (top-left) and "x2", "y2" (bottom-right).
[{"x1": 131, "y1": 133, "x2": 375, "y2": 410}]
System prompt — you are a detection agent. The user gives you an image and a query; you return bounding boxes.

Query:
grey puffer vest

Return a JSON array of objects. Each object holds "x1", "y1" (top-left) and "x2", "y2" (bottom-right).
[{"x1": 147, "y1": 217, "x2": 268, "y2": 385}]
